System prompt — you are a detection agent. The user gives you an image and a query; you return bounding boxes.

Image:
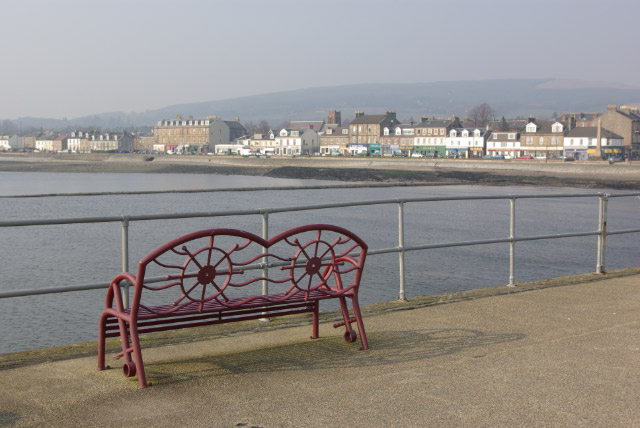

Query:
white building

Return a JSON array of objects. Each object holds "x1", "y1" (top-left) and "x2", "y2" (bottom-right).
[
  {"x1": 486, "y1": 131, "x2": 520, "y2": 158},
  {"x1": 564, "y1": 127, "x2": 624, "y2": 160},
  {"x1": 88, "y1": 132, "x2": 134, "y2": 152},
  {"x1": 237, "y1": 132, "x2": 279, "y2": 155},
  {"x1": 67, "y1": 131, "x2": 94, "y2": 153},
  {"x1": 276, "y1": 128, "x2": 319, "y2": 155},
  {"x1": 445, "y1": 128, "x2": 490, "y2": 158},
  {"x1": 0, "y1": 135, "x2": 20, "y2": 151}
]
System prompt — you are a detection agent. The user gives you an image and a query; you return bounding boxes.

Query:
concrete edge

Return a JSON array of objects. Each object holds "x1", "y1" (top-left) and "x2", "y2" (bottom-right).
[{"x1": 2, "y1": 266, "x2": 638, "y2": 370}]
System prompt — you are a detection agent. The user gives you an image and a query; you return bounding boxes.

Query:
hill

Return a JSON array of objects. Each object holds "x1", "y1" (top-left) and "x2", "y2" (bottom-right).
[{"x1": 8, "y1": 78, "x2": 640, "y2": 131}]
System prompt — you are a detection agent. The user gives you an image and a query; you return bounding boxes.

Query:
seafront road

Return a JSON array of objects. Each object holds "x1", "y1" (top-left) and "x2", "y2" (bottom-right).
[{"x1": 1, "y1": 273, "x2": 638, "y2": 427}]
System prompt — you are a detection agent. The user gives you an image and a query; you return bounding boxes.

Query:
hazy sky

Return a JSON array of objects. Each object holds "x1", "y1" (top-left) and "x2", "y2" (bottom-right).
[{"x1": 2, "y1": 0, "x2": 639, "y2": 119}]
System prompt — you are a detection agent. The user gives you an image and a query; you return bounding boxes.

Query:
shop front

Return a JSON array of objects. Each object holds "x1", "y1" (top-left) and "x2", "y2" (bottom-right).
[
  {"x1": 348, "y1": 144, "x2": 368, "y2": 156},
  {"x1": 564, "y1": 148, "x2": 588, "y2": 160},
  {"x1": 368, "y1": 144, "x2": 381, "y2": 156},
  {"x1": 588, "y1": 147, "x2": 624, "y2": 160},
  {"x1": 446, "y1": 147, "x2": 468, "y2": 158},
  {"x1": 469, "y1": 147, "x2": 484, "y2": 159},
  {"x1": 414, "y1": 145, "x2": 445, "y2": 158}
]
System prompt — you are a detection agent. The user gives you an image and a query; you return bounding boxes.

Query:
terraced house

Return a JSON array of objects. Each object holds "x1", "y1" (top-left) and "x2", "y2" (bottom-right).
[
  {"x1": 445, "y1": 128, "x2": 490, "y2": 158},
  {"x1": 153, "y1": 115, "x2": 246, "y2": 153},
  {"x1": 519, "y1": 118, "x2": 566, "y2": 159},
  {"x1": 413, "y1": 116, "x2": 461, "y2": 157},
  {"x1": 349, "y1": 111, "x2": 401, "y2": 155},
  {"x1": 381, "y1": 124, "x2": 415, "y2": 156},
  {"x1": 598, "y1": 105, "x2": 640, "y2": 159}
]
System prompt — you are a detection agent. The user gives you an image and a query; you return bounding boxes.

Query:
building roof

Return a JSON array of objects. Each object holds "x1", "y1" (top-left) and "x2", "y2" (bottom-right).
[
  {"x1": 450, "y1": 128, "x2": 490, "y2": 137},
  {"x1": 566, "y1": 127, "x2": 622, "y2": 139},
  {"x1": 321, "y1": 126, "x2": 349, "y2": 136},
  {"x1": 491, "y1": 131, "x2": 520, "y2": 138},
  {"x1": 224, "y1": 121, "x2": 246, "y2": 131},
  {"x1": 288, "y1": 120, "x2": 325, "y2": 132},
  {"x1": 521, "y1": 120, "x2": 566, "y2": 135},
  {"x1": 415, "y1": 119, "x2": 455, "y2": 128}
]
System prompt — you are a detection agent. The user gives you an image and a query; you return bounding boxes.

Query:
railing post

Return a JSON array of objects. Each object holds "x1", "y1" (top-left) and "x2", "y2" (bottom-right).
[
  {"x1": 261, "y1": 212, "x2": 269, "y2": 295},
  {"x1": 260, "y1": 212, "x2": 271, "y2": 321},
  {"x1": 596, "y1": 195, "x2": 603, "y2": 274},
  {"x1": 508, "y1": 197, "x2": 516, "y2": 287},
  {"x1": 398, "y1": 201, "x2": 406, "y2": 300},
  {"x1": 121, "y1": 216, "x2": 130, "y2": 309},
  {"x1": 600, "y1": 194, "x2": 609, "y2": 273},
  {"x1": 596, "y1": 194, "x2": 609, "y2": 274}
]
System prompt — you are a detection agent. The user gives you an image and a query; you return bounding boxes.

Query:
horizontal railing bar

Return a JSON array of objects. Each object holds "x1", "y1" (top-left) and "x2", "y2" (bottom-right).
[
  {"x1": 404, "y1": 238, "x2": 511, "y2": 252},
  {"x1": 0, "y1": 182, "x2": 455, "y2": 199},
  {"x1": 2, "y1": 192, "x2": 631, "y2": 228},
  {"x1": 0, "y1": 282, "x2": 112, "y2": 299},
  {"x1": 605, "y1": 193, "x2": 640, "y2": 198},
  {"x1": 515, "y1": 230, "x2": 601, "y2": 242},
  {"x1": 605, "y1": 228, "x2": 640, "y2": 236}
]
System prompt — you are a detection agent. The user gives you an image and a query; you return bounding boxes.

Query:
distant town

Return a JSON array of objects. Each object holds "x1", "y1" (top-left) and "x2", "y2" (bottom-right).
[{"x1": 1, "y1": 104, "x2": 639, "y2": 161}]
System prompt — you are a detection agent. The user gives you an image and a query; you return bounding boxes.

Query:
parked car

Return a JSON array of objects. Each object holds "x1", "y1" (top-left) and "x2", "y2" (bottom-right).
[
  {"x1": 411, "y1": 153, "x2": 424, "y2": 158},
  {"x1": 491, "y1": 155, "x2": 505, "y2": 160},
  {"x1": 518, "y1": 155, "x2": 533, "y2": 159}
]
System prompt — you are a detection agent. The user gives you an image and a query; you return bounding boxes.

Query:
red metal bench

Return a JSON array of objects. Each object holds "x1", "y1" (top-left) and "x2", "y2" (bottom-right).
[{"x1": 98, "y1": 224, "x2": 369, "y2": 388}]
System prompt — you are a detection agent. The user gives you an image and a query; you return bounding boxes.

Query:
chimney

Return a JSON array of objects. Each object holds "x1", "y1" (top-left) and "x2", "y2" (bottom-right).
[
  {"x1": 607, "y1": 105, "x2": 618, "y2": 112},
  {"x1": 328, "y1": 110, "x2": 341, "y2": 125},
  {"x1": 421, "y1": 115, "x2": 428, "y2": 124},
  {"x1": 593, "y1": 112, "x2": 598, "y2": 120},
  {"x1": 561, "y1": 113, "x2": 567, "y2": 121},
  {"x1": 527, "y1": 117, "x2": 536, "y2": 124},
  {"x1": 234, "y1": 117, "x2": 240, "y2": 122},
  {"x1": 355, "y1": 111, "x2": 365, "y2": 119},
  {"x1": 385, "y1": 111, "x2": 397, "y2": 121}
]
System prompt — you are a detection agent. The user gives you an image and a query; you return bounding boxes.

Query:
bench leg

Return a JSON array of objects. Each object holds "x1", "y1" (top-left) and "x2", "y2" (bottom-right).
[
  {"x1": 129, "y1": 324, "x2": 147, "y2": 388},
  {"x1": 338, "y1": 296, "x2": 357, "y2": 342},
  {"x1": 311, "y1": 301, "x2": 319, "y2": 339},
  {"x1": 351, "y1": 294, "x2": 369, "y2": 351},
  {"x1": 98, "y1": 313, "x2": 108, "y2": 370}
]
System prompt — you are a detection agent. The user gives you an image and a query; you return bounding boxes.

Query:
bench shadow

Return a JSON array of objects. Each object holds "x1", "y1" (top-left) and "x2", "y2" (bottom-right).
[{"x1": 146, "y1": 328, "x2": 525, "y2": 387}]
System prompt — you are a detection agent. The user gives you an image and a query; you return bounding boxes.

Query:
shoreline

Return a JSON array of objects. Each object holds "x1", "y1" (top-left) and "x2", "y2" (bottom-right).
[{"x1": 2, "y1": 153, "x2": 640, "y2": 190}]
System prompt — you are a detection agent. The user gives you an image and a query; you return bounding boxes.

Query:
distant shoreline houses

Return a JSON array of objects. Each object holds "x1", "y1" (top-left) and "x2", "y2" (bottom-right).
[{"x1": 2, "y1": 104, "x2": 638, "y2": 160}]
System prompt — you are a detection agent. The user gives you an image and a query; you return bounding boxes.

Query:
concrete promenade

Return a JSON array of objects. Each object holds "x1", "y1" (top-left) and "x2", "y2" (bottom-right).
[{"x1": 1, "y1": 274, "x2": 638, "y2": 427}]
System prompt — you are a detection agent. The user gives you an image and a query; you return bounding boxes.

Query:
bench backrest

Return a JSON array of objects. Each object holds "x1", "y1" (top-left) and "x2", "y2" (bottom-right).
[{"x1": 131, "y1": 224, "x2": 368, "y2": 317}]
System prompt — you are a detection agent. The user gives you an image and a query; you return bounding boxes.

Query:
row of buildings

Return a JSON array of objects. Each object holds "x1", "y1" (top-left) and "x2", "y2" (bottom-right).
[
  {"x1": 0, "y1": 131, "x2": 135, "y2": 153},
  {"x1": 148, "y1": 105, "x2": 640, "y2": 159},
  {"x1": 2, "y1": 104, "x2": 639, "y2": 159}
]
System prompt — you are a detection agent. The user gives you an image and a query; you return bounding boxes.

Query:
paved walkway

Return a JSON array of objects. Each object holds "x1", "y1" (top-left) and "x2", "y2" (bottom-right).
[{"x1": 1, "y1": 275, "x2": 638, "y2": 427}]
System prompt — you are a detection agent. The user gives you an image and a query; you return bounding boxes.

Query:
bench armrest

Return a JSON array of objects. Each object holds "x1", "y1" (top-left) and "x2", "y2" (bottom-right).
[{"x1": 104, "y1": 273, "x2": 138, "y2": 311}]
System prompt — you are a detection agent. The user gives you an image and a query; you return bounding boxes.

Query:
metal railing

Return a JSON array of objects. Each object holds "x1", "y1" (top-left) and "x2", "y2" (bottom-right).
[{"x1": 1, "y1": 189, "x2": 639, "y2": 306}]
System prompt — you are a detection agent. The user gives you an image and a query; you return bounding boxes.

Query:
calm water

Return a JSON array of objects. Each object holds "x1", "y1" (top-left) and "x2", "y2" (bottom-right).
[{"x1": 1, "y1": 171, "x2": 638, "y2": 353}]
